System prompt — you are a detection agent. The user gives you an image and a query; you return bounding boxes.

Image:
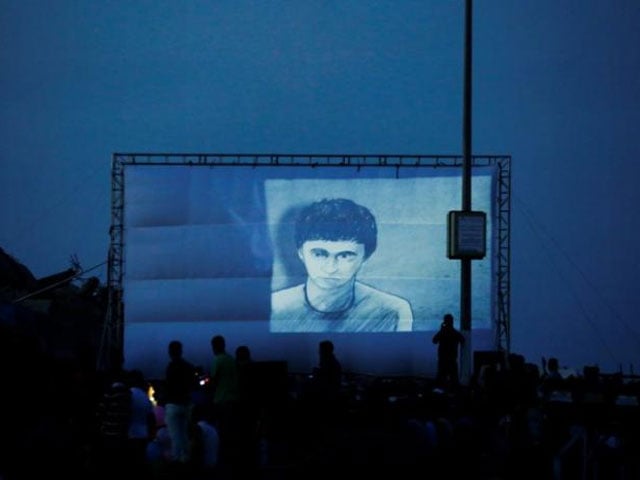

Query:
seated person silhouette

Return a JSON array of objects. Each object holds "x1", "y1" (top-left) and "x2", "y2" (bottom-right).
[{"x1": 270, "y1": 198, "x2": 414, "y2": 332}]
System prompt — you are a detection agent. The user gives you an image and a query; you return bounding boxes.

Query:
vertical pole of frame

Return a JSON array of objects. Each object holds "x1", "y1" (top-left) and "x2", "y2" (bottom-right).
[{"x1": 460, "y1": 0, "x2": 473, "y2": 384}]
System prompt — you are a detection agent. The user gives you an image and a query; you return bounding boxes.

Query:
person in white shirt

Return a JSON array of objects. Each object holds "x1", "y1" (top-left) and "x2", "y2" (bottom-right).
[{"x1": 127, "y1": 369, "x2": 156, "y2": 475}]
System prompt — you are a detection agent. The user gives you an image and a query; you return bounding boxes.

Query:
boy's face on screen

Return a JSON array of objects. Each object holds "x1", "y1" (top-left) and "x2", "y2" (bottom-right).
[{"x1": 298, "y1": 239, "x2": 366, "y2": 290}]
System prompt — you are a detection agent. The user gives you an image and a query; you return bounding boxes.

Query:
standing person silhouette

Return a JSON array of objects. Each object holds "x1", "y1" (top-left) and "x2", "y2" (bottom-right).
[
  {"x1": 164, "y1": 340, "x2": 196, "y2": 466},
  {"x1": 432, "y1": 313, "x2": 465, "y2": 389},
  {"x1": 307, "y1": 340, "x2": 343, "y2": 432},
  {"x1": 313, "y1": 340, "x2": 343, "y2": 401},
  {"x1": 209, "y1": 335, "x2": 239, "y2": 469}
]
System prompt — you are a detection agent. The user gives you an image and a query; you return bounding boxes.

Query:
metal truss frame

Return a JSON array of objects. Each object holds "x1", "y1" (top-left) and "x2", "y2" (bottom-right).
[{"x1": 98, "y1": 153, "x2": 511, "y2": 371}]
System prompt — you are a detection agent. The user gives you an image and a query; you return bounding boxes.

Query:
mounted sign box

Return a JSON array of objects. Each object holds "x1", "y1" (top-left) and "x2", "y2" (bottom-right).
[{"x1": 447, "y1": 210, "x2": 487, "y2": 259}]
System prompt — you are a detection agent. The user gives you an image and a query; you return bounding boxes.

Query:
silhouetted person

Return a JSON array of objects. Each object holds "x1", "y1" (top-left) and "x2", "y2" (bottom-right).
[
  {"x1": 315, "y1": 340, "x2": 342, "y2": 394},
  {"x1": 541, "y1": 356, "x2": 565, "y2": 400},
  {"x1": 545, "y1": 357, "x2": 562, "y2": 380},
  {"x1": 235, "y1": 345, "x2": 252, "y2": 365},
  {"x1": 309, "y1": 340, "x2": 343, "y2": 420},
  {"x1": 234, "y1": 344, "x2": 253, "y2": 408},
  {"x1": 299, "y1": 339, "x2": 344, "y2": 456},
  {"x1": 234, "y1": 344, "x2": 256, "y2": 420},
  {"x1": 164, "y1": 340, "x2": 196, "y2": 466},
  {"x1": 233, "y1": 343, "x2": 260, "y2": 473},
  {"x1": 126, "y1": 369, "x2": 155, "y2": 478},
  {"x1": 188, "y1": 404, "x2": 220, "y2": 477},
  {"x1": 432, "y1": 313, "x2": 465, "y2": 389},
  {"x1": 209, "y1": 335, "x2": 239, "y2": 469}
]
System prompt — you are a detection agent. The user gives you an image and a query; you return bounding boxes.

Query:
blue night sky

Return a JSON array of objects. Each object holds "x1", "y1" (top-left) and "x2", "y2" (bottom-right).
[{"x1": 1, "y1": 1, "x2": 639, "y2": 373}]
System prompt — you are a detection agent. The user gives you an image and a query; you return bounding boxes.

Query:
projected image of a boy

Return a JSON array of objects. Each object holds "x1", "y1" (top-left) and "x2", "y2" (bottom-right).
[{"x1": 270, "y1": 198, "x2": 414, "y2": 332}]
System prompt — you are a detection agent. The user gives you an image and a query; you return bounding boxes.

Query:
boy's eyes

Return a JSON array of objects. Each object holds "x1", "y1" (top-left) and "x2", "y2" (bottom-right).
[{"x1": 310, "y1": 249, "x2": 356, "y2": 260}]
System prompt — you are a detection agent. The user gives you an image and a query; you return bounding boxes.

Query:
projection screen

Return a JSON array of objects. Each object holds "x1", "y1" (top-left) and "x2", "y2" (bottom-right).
[{"x1": 109, "y1": 154, "x2": 510, "y2": 379}]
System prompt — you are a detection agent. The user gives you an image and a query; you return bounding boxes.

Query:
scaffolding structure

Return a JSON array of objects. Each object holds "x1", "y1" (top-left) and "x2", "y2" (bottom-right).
[{"x1": 98, "y1": 153, "x2": 511, "y2": 372}]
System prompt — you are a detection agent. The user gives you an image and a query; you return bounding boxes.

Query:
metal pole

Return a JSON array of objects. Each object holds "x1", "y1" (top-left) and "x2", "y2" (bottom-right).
[{"x1": 460, "y1": 0, "x2": 473, "y2": 384}]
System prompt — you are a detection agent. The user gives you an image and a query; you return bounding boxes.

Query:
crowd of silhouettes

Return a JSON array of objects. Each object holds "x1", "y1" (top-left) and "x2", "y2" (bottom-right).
[{"x1": 3, "y1": 319, "x2": 640, "y2": 480}]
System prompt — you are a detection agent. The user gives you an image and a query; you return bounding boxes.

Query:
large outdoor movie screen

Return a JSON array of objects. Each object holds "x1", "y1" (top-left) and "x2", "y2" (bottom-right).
[{"x1": 121, "y1": 161, "x2": 496, "y2": 378}]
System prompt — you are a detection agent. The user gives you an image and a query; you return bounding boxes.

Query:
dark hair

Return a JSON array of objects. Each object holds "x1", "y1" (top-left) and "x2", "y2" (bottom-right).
[
  {"x1": 210, "y1": 335, "x2": 226, "y2": 354},
  {"x1": 235, "y1": 345, "x2": 251, "y2": 362},
  {"x1": 294, "y1": 198, "x2": 377, "y2": 259},
  {"x1": 168, "y1": 340, "x2": 182, "y2": 358},
  {"x1": 319, "y1": 339, "x2": 335, "y2": 355}
]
